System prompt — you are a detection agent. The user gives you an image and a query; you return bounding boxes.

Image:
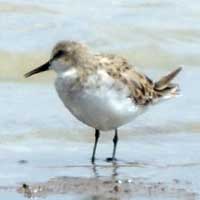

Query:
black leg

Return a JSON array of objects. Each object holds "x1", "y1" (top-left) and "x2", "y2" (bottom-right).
[
  {"x1": 106, "y1": 129, "x2": 118, "y2": 162},
  {"x1": 112, "y1": 129, "x2": 118, "y2": 159},
  {"x1": 91, "y1": 129, "x2": 100, "y2": 163}
]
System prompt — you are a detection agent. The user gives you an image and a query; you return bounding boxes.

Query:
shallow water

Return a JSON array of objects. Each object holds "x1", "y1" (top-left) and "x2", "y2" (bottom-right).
[
  {"x1": 0, "y1": 0, "x2": 200, "y2": 81},
  {"x1": 0, "y1": 0, "x2": 200, "y2": 199}
]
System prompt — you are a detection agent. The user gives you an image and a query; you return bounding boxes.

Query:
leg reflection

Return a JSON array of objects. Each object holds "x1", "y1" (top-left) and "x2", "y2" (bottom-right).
[{"x1": 91, "y1": 161, "x2": 119, "y2": 179}]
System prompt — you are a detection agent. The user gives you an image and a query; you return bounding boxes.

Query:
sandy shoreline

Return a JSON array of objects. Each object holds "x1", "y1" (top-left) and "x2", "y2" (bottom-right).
[
  {"x1": 0, "y1": 166, "x2": 197, "y2": 200},
  {"x1": 17, "y1": 175, "x2": 196, "y2": 199},
  {"x1": 1, "y1": 132, "x2": 199, "y2": 200}
]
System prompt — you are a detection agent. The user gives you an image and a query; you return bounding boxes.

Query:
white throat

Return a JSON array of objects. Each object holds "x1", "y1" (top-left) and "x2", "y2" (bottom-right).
[
  {"x1": 51, "y1": 60, "x2": 73, "y2": 75},
  {"x1": 59, "y1": 68, "x2": 78, "y2": 78}
]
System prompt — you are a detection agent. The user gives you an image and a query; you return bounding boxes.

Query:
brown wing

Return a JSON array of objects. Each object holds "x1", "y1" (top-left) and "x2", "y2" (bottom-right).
[
  {"x1": 94, "y1": 54, "x2": 133, "y2": 73},
  {"x1": 94, "y1": 54, "x2": 155, "y2": 105},
  {"x1": 94, "y1": 54, "x2": 182, "y2": 105},
  {"x1": 124, "y1": 70, "x2": 155, "y2": 105}
]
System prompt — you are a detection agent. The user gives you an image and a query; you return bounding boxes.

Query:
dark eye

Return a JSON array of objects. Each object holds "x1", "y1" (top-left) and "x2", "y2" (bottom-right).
[{"x1": 54, "y1": 50, "x2": 65, "y2": 59}]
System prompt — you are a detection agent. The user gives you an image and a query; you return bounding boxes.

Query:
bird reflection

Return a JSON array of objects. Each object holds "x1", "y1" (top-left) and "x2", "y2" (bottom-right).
[{"x1": 92, "y1": 160, "x2": 120, "y2": 179}]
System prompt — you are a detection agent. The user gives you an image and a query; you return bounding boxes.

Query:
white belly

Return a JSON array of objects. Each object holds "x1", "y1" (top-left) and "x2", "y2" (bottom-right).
[{"x1": 55, "y1": 75, "x2": 145, "y2": 131}]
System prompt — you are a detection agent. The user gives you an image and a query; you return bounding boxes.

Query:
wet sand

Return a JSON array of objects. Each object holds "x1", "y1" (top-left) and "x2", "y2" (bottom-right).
[
  {"x1": 16, "y1": 175, "x2": 196, "y2": 199},
  {"x1": 0, "y1": 145, "x2": 199, "y2": 200}
]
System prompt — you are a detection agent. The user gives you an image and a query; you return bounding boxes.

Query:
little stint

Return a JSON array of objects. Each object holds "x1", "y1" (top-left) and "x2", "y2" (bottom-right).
[{"x1": 25, "y1": 41, "x2": 182, "y2": 163}]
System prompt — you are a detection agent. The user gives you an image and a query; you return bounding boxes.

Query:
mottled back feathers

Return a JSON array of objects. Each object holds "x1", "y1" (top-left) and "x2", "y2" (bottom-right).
[{"x1": 79, "y1": 53, "x2": 182, "y2": 106}]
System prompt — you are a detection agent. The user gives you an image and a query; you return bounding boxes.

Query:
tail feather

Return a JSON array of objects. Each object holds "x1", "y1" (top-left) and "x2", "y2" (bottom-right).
[
  {"x1": 154, "y1": 67, "x2": 182, "y2": 90},
  {"x1": 154, "y1": 67, "x2": 182, "y2": 99}
]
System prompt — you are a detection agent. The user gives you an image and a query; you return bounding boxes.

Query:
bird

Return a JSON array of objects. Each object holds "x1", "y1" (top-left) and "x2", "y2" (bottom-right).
[{"x1": 25, "y1": 40, "x2": 182, "y2": 163}]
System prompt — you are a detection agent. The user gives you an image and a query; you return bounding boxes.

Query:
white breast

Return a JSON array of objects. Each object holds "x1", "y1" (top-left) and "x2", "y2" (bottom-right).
[{"x1": 55, "y1": 69, "x2": 145, "y2": 131}]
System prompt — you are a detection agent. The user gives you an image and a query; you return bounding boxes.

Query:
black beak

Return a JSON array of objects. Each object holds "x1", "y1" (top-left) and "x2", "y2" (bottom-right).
[{"x1": 24, "y1": 61, "x2": 50, "y2": 78}]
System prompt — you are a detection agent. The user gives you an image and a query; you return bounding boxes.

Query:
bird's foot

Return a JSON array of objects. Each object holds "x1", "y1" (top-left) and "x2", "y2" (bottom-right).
[{"x1": 106, "y1": 157, "x2": 117, "y2": 162}]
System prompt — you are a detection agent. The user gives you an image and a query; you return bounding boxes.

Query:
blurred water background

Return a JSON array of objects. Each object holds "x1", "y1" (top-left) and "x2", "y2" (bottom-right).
[
  {"x1": 0, "y1": 0, "x2": 200, "y2": 199},
  {"x1": 0, "y1": 0, "x2": 200, "y2": 81}
]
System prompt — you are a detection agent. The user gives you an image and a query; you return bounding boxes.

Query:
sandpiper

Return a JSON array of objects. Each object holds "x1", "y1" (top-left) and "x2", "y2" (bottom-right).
[{"x1": 25, "y1": 41, "x2": 182, "y2": 163}]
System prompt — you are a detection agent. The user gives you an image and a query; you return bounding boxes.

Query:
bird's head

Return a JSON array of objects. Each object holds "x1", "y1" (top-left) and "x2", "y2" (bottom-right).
[{"x1": 24, "y1": 41, "x2": 88, "y2": 77}]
